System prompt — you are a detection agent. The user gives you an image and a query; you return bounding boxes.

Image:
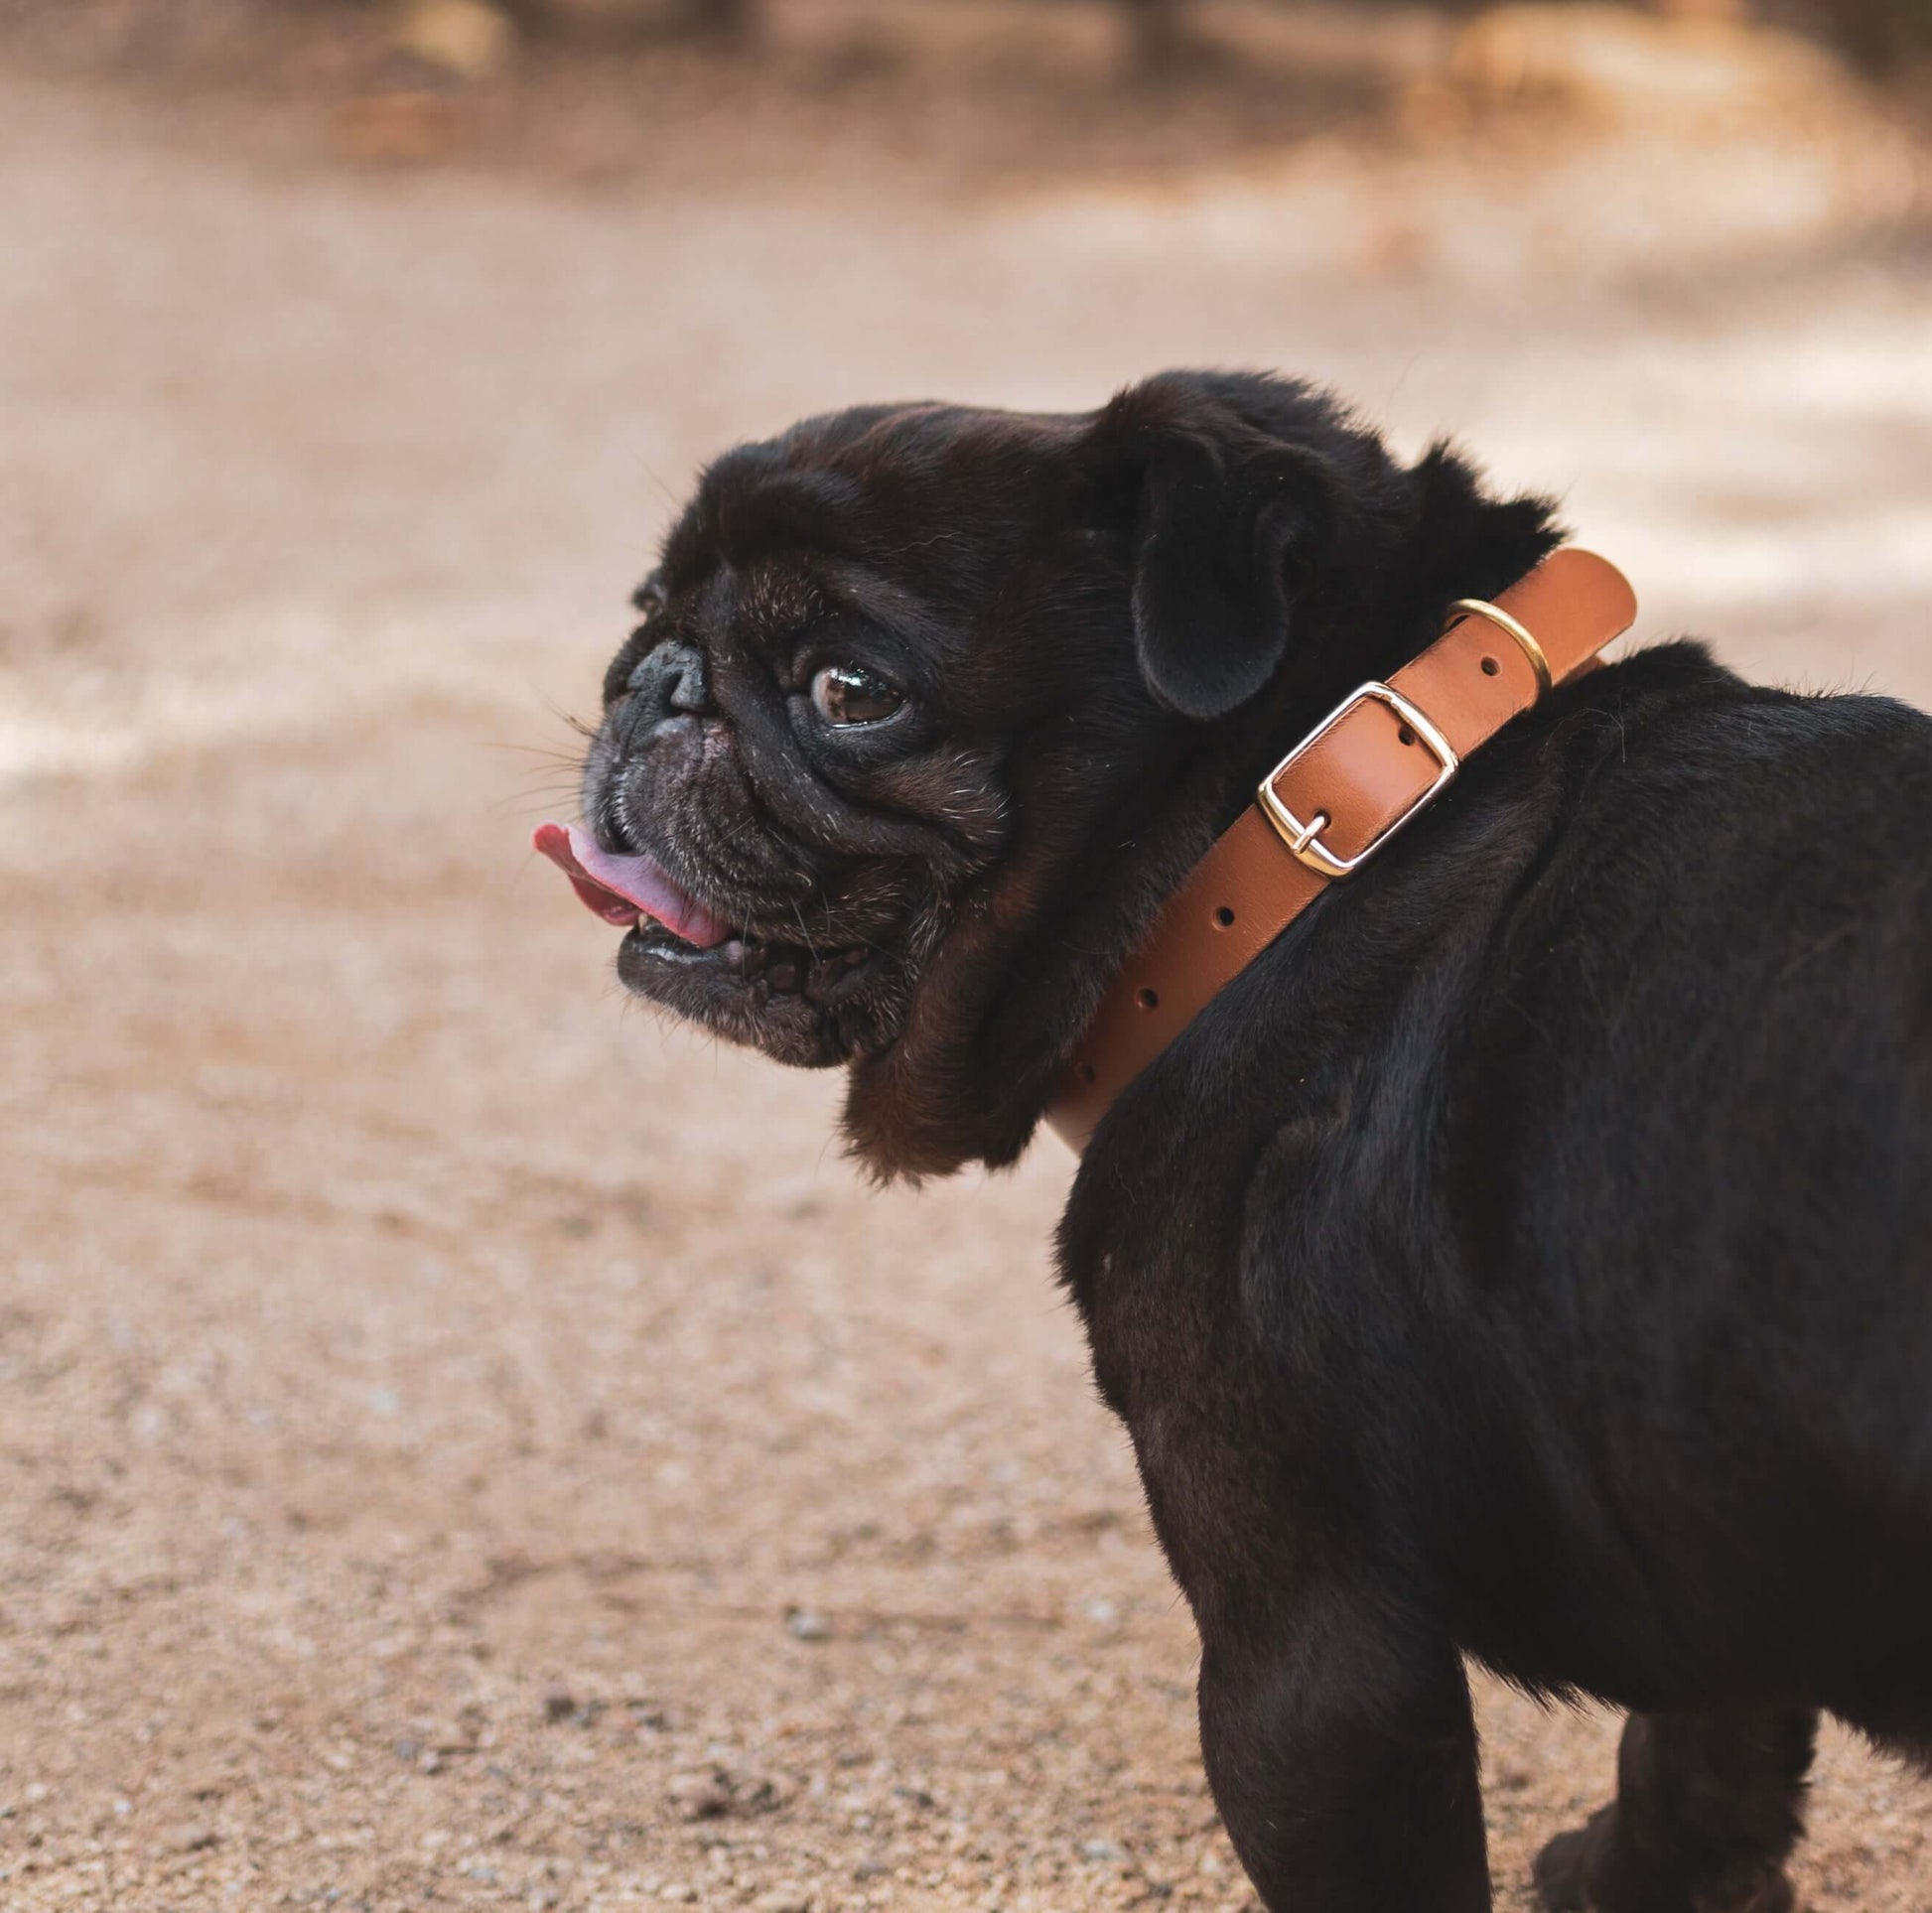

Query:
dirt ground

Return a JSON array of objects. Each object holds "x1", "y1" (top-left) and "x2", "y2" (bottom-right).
[{"x1": 3, "y1": 15, "x2": 1932, "y2": 1910}]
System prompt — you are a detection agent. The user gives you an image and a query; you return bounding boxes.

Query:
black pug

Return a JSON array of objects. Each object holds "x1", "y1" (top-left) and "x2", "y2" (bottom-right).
[{"x1": 538, "y1": 371, "x2": 1932, "y2": 1913}]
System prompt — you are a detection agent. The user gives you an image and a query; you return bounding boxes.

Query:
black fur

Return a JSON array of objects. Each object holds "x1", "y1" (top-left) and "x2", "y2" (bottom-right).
[{"x1": 571, "y1": 370, "x2": 1932, "y2": 1911}]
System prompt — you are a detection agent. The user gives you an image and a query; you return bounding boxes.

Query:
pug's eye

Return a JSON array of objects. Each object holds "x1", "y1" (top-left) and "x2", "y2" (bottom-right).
[{"x1": 810, "y1": 662, "x2": 904, "y2": 728}]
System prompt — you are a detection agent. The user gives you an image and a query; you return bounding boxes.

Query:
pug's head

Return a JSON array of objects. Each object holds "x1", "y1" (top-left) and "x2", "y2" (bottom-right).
[{"x1": 539, "y1": 371, "x2": 1558, "y2": 1177}]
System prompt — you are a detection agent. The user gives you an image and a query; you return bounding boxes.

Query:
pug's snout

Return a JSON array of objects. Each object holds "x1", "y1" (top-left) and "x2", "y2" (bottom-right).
[
  {"x1": 623, "y1": 636, "x2": 710, "y2": 727},
  {"x1": 604, "y1": 640, "x2": 708, "y2": 777}
]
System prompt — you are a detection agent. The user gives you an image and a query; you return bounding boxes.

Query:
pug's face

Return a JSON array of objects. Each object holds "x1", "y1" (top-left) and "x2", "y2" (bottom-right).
[
  {"x1": 542, "y1": 373, "x2": 1555, "y2": 1176},
  {"x1": 559, "y1": 401, "x2": 1095, "y2": 1075}
]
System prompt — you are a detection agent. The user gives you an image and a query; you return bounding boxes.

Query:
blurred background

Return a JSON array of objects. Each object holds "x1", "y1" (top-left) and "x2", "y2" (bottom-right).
[{"x1": 1, "y1": 2, "x2": 1929, "y2": 1909}]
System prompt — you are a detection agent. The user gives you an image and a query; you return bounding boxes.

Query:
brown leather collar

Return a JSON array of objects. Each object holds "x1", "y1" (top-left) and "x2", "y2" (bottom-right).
[{"x1": 1045, "y1": 548, "x2": 1638, "y2": 1152}]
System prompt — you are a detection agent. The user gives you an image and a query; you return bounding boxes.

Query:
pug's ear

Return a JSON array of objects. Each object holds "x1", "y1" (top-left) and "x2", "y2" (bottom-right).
[{"x1": 1086, "y1": 375, "x2": 1339, "y2": 722}]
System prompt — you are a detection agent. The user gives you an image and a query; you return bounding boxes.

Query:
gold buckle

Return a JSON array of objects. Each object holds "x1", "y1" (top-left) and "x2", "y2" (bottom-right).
[{"x1": 1257, "y1": 683, "x2": 1458, "y2": 879}]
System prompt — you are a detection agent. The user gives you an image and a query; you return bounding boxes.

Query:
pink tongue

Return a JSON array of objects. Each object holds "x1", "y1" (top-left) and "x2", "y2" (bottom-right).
[{"x1": 532, "y1": 823, "x2": 730, "y2": 948}]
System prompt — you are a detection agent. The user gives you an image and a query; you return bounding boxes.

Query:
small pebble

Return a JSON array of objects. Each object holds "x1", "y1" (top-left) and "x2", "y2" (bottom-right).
[
  {"x1": 668, "y1": 1771, "x2": 731, "y2": 1820},
  {"x1": 785, "y1": 1607, "x2": 832, "y2": 1642}
]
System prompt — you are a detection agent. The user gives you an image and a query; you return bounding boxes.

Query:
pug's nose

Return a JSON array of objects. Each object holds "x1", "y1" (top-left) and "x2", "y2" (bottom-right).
[{"x1": 616, "y1": 637, "x2": 710, "y2": 750}]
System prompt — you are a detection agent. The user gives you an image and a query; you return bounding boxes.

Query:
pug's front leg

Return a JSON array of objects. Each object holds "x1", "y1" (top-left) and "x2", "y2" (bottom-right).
[{"x1": 1197, "y1": 1593, "x2": 1491, "y2": 1913}]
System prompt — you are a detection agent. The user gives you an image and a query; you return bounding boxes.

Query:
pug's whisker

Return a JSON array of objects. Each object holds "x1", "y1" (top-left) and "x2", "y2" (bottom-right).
[
  {"x1": 495, "y1": 797, "x2": 590, "y2": 821},
  {"x1": 789, "y1": 902, "x2": 821, "y2": 961},
  {"x1": 505, "y1": 792, "x2": 589, "y2": 812},
  {"x1": 528, "y1": 690, "x2": 601, "y2": 744},
  {"x1": 487, "y1": 739, "x2": 589, "y2": 765}
]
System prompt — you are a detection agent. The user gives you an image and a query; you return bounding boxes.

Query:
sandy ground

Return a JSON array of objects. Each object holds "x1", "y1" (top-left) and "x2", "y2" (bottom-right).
[{"x1": 3, "y1": 27, "x2": 1932, "y2": 1911}]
